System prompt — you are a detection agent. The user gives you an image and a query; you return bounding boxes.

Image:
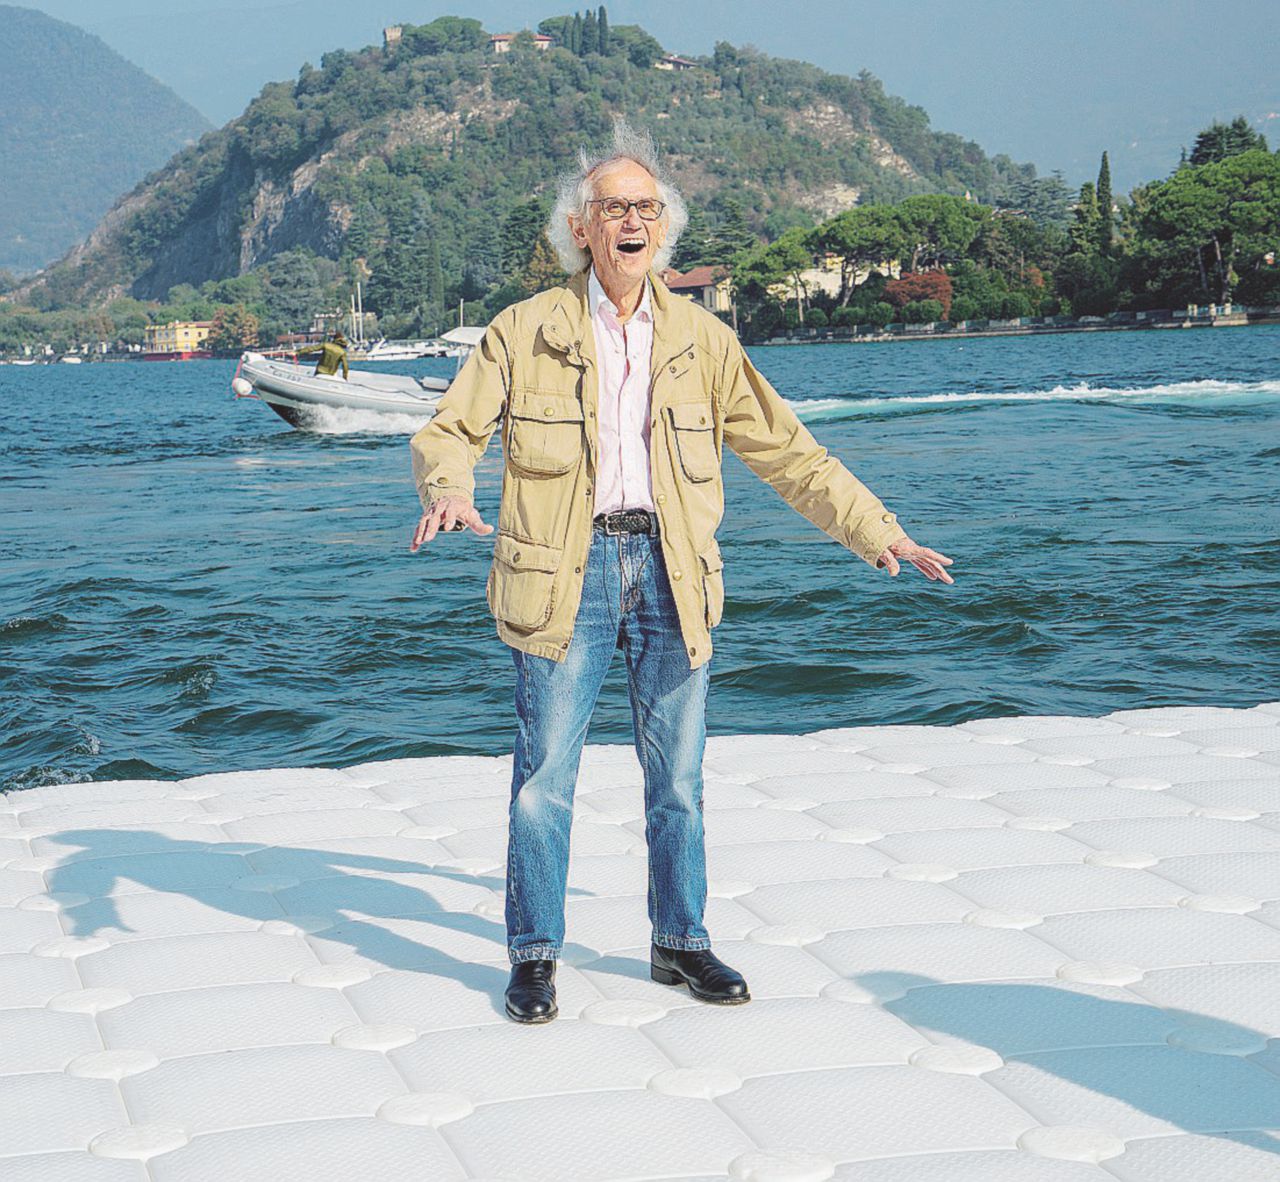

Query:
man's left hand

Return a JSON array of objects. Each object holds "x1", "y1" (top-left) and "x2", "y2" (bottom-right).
[{"x1": 875, "y1": 535, "x2": 955, "y2": 584}]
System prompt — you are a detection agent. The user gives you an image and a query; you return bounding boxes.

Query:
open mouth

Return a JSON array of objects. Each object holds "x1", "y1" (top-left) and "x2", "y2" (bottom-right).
[{"x1": 617, "y1": 237, "x2": 646, "y2": 255}]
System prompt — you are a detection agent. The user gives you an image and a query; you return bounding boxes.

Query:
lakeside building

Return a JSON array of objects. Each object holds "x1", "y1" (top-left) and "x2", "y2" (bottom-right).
[
  {"x1": 142, "y1": 320, "x2": 212, "y2": 361},
  {"x1": 661, "y1": 265, "x2": 733, "y2": 314},
  {"x1": 655, "y1": 54, "x2": 698, "y2": 71},
  {"x1": 765, "y1": 252, "x2": 901, "y2": 305}
]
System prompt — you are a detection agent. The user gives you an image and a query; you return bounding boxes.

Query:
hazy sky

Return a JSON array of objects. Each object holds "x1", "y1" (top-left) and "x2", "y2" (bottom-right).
[{"x1": 22, "y1": 0, "x2": 1280, "y2": 191}]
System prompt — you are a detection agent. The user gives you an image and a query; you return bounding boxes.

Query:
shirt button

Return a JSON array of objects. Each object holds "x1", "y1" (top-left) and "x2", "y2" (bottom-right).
[{"x1": 656, "y1": 493, "x2": 666, "y2": 504}]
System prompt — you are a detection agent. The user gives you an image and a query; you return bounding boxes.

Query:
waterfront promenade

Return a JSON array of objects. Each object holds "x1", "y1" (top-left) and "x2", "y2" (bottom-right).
[{"x1": 2, "y1": 701, "x2": 1278, "y2": 1179}]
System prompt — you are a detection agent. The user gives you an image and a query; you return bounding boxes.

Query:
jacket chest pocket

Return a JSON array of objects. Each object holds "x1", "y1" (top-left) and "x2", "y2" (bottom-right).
[
  {"x1": 507, "y1": 389, "x2": 585, "y2": 476},
  {"x1": 667, "y1": 400, "x2": 719, "y2": 483}
]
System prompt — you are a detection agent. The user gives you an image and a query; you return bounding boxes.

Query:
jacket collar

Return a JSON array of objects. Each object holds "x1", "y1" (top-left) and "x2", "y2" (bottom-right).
[{"x1": 543, "y1": 267, "x2": 696, "y2": 367}]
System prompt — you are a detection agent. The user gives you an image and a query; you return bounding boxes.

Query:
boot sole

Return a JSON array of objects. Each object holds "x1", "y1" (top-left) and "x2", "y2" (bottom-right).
[{"x1": 651, "y1": 963, "x2": 751, "y2": 1004}]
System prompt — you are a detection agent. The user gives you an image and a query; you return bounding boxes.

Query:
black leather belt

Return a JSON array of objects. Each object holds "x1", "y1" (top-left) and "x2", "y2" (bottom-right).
[{"x1": 593, "y1": 509, "x2": 659, "y2": 535}]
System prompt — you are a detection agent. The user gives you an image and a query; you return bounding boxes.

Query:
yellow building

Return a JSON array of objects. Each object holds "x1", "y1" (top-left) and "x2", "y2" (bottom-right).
[{"x1": 144, "y1": 320, "x2": 213, "y2": 357}]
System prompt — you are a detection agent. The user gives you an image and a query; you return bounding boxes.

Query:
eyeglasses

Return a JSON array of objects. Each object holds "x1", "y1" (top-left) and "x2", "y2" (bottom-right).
[{"x1": 588, "y1": 197, "x2": 667, "y2": 221}]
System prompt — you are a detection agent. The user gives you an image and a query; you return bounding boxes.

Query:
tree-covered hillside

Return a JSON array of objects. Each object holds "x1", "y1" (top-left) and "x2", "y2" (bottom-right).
[
  {"x1": 18, "y1": 12, "x2": 1050, "y2": 326},
  {"x1": 0, "y1": 5, "x2": 211, "y2": 275}
]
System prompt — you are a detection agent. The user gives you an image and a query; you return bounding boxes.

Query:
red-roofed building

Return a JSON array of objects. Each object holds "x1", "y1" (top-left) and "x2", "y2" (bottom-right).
[{"x1": 661, "y1": 265, "x2": 732, "y2": 313}]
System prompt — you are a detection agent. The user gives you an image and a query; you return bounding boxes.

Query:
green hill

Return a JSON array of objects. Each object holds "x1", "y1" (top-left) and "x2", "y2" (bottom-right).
[
  {"x1": 21, "y1": 13, "x2": 1045, "y2": 318},
  {"x1": 0, "y1": 5, "x2": 211, "y2": 275}
]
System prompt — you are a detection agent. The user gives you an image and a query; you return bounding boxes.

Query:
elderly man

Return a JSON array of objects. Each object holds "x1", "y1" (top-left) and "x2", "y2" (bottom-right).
[{"x1": 409, "y1": 122, "x2": 953, "y2": 1024}]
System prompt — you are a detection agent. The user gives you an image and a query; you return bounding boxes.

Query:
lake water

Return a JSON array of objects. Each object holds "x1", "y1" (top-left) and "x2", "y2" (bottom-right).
[{"x1": 3, "y1": 326, "x2": 1278, "y2": 790}]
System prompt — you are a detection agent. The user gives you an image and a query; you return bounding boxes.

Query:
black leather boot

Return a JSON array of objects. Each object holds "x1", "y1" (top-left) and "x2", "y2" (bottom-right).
[
  {"x1": 505, "y1": 959, "x2": 558, "y2": 1023},
  {"x1": 651, "y1": 943, "x2": 750, "y2": 1004}
]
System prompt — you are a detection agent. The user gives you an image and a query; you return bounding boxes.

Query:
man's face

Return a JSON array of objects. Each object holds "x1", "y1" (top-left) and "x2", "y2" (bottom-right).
[{"x1": 569, "y1": 159, "x2": 667, "y2": 292}]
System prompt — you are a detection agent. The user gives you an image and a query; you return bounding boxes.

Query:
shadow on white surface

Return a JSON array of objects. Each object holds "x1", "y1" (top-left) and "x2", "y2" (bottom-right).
[{"x1": 856, "y1": 971, "x2": 1280, "y2": 1158}]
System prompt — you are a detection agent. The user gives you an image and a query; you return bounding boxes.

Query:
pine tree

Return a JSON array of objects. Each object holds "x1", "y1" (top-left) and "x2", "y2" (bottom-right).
[
  {"x1": 581, "y1": 9, "x2": 598, "y2": 55},
  {"x1": 597, "y1": 6, "x2": 609, "y2": 54},
  {"x1": 707, "y1": 196, "x2": 756, "y2": 266},
  {"x1": 1095, "y1": 151, "x2": 1113, "y2": 254}
]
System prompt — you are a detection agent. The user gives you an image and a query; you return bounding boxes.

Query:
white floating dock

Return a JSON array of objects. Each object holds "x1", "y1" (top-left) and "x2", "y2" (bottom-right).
[{"x1": 2, "y1": 703, "x2": 1279, "y2": 1180}]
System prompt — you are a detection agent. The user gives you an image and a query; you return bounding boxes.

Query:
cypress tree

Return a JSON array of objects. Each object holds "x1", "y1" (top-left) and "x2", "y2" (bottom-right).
[
  {"x1": 1069, "y1": 181, "x2": 1099, "y2": 255},
  {"x1": 570, "y1": 12, "x2": 582, "y2": 55},
  {"x1": 597, "y1": 6, "x2": 609, "y2": 54},
  {"x1": 581, "y1": 8, "x2": 598, "y2": 55},
  {"x1": 1095, "y1": 151, "x2": 1113, "y2": 253}
]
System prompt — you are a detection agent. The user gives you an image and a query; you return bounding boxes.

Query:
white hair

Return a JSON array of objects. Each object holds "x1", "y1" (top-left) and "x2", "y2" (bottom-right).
[{"x1": 546, "y1": 119, "x2": 688, "y2": 274}]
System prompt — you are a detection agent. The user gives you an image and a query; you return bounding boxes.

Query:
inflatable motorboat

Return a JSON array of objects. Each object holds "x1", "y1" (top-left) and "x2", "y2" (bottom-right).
[{"x1": 232, "y1": 326, "x2": 485, "y2": 428}]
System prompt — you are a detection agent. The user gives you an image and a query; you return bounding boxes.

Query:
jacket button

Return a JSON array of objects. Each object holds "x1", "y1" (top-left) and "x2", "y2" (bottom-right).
[
  {"x1": 561, "y1": 641, "x2": 569, "y2": 649},
  {"x1": 699, "y1": 415, "x2": 706, "y2": 424},
  {"x1": 543, "y1": 407, "x2": 554, "y2": 416},
  {"x1": 672, "y1": 570, "x2": 682, "y2": 581},
  {"x1": 656, "y1": 493, "x2": 666, "y2": 504},
  {"x1": 688, "y1": 646, "x2": 697, "y2": 656},
  {"x1": 687, "y1": 351, "x2": 694, "y2": 359},
  {"x1": 512, "y1": 552, "x2": 521, "y2": 563},
  {"x1": 669, "y1": 364, "x2": 676, "y2": 373},
  {"x1": 575, "y1": 566, "x2": 582, "y2": 574},
  {"x1": 881, "y1": 512, "x2": 895, "y2": 523}
]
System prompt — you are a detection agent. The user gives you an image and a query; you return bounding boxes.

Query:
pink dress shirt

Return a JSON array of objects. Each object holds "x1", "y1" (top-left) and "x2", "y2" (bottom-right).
[{"x1": 588, "y1": 268, "x2": 655, "y2": 515}]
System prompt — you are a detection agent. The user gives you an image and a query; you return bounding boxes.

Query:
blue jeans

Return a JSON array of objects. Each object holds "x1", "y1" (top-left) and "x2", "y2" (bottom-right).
[{"x1": 506, "y1": 521, "x2": 712, "y2": 963}]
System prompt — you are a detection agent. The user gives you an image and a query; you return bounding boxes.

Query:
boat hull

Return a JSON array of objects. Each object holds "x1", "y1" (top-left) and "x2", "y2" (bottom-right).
[{"x1": 236, "y1": 354, "x2": 448, "y2": 427}]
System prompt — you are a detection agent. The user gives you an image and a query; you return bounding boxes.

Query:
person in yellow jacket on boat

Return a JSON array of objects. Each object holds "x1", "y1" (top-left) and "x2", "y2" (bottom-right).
[
  {"x1": 297, "y1": 331, "x2": 349, "y2": 379},
  {"x1": 408, "y1": 121, "x2": 954, "y2": 1025}
]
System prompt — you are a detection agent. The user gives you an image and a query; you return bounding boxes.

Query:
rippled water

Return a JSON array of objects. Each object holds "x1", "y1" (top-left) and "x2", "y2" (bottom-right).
[{"x1": 3, "y1": 326, "x2": 1278, "y2": 789}]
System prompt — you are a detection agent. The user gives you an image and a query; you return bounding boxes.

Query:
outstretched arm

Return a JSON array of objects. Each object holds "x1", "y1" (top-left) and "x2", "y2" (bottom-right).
[
  {"x1": 718, "y1": 342, "x2": 953, "y2": 582},
  {"x1": 407, "y1": 312, "x2": 511, "y2": 549}
]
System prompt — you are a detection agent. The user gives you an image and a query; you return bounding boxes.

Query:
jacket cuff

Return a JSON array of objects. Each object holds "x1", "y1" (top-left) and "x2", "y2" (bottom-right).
[
  {"x1": 850, "y1": 512, "x2": 908, "y2": 567},
  {"x1": 418, "y1": 481, "x2": 474, "y2": 511}
]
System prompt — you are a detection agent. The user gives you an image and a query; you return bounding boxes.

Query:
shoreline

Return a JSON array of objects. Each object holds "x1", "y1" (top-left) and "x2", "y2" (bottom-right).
[{"x1": 751, "y1": 309, "x2": 1280, "y2": 347}]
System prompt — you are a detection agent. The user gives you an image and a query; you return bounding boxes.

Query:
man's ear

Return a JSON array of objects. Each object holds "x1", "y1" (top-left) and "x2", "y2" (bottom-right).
[{"x1": 569, "y1": 214, "x2": 588, "y2": 248}]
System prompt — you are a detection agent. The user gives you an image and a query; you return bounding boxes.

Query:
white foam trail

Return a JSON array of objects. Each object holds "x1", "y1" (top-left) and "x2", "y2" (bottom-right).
[
  {"x1": 790, "y1": 378, "x2": 1280, "y2": 420},
  {"x1": 300, "y1": 405, "x2": 435, "y2": 435}
]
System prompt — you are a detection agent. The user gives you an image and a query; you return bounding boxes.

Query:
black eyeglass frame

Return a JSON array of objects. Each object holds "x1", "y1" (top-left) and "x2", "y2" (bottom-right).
[{"x1": 586, "y1": 197, "x2": 668, "y2": 221}]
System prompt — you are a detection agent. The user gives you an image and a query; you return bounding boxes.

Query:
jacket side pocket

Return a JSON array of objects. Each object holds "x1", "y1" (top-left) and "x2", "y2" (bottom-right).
[
  {"x1": 488, "y1": 534, "x2": 562, "y2": 631},
  {"x1": 699, "y1": 540, "x2": 725, "y2": 628}
]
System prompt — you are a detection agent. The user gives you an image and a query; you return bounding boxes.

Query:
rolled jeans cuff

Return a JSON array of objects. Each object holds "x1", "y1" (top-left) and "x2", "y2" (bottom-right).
[
  {"x1": 509, "y1": 944, "x2": 560, "y2": 964},
  {"x1": 653, "y1": 935, "x2": 713, "y2": 951}
]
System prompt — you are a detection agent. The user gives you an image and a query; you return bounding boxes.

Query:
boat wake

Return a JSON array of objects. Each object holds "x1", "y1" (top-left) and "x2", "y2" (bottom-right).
[
  {"x1": 299, "y1": 405, "x2": 435, "y2": 435},
  {"x1": 789, "y1": 378, "x2": 1280, "y2": 421}
]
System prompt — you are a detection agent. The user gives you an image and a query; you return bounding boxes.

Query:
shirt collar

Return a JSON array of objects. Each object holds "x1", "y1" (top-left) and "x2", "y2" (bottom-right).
[{"x1": 588, "y1": 267, "x2": 652, "y2": 324}]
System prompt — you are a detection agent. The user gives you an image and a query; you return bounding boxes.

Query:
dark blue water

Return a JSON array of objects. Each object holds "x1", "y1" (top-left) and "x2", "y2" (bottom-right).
[{"x1": 3, "y1": 326, "x2": 1278, "y2": 790}]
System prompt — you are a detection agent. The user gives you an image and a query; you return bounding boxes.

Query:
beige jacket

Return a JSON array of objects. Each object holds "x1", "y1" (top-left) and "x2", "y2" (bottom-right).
[{"x1": 410, "y1": 269, "x2": 907, "y2": 669}]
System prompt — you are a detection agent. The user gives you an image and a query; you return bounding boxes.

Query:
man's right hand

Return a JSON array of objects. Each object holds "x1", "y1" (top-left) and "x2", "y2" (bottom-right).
[{"x1": 410, "y1": 496, "x2": 494, "y2": 551}]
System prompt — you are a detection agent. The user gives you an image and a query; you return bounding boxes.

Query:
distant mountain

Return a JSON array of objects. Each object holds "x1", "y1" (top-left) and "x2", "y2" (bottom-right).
[
  {"x1": 0, "y1": 5, "x2": 211, "y2": 275},
  {"x1": 18, "y1": 15, "x2": 1042, "y2": 309}
]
